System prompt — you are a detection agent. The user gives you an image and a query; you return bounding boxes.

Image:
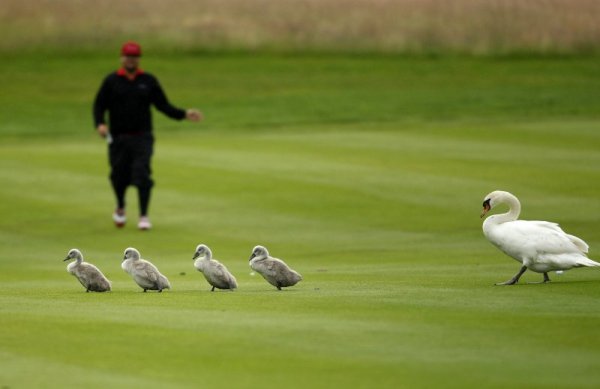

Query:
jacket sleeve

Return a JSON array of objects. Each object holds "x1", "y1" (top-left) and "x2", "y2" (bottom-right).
[
  {"x1": 151, "y1": 78, "x2": 186, "y2": 120},
  {"x1": 93, "y1": 76, "x2": 111, "y2": 128}
]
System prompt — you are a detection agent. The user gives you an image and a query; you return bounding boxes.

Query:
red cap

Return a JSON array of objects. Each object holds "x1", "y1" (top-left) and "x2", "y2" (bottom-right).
[{"x1": 121, "y1": 41, "x2": 142, "y2": 57}]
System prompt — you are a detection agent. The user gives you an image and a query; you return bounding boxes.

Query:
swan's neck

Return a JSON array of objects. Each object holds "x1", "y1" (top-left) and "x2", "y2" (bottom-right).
[{"x1": 492, "y1": 193, "x2": 521, "y2": 224}]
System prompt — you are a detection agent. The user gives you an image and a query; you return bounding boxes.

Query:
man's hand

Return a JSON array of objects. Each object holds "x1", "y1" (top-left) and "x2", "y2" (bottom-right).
[
  {"x1": 186, "y1": 109, "x2": 203, "y2": 122},
  {"x1": 97, "y1": 124, "x2": 109, "y2": 138}
]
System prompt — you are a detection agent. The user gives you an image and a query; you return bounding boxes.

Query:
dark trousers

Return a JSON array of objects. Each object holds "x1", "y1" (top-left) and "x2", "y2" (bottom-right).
[{"x1": 108, "y1": 133, "x2": 154, "y2": 216}]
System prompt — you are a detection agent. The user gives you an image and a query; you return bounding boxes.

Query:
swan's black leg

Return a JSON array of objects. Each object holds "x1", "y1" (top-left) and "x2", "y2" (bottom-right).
[
  {"x1": 528, "y1": 272, "x2": 552, "y2": 284},
  {"x1": 496, "y1": 265, "x2": 527, "y2": 286},
  {"x1": 543, "y1": 272, "x2": 551, "y2": 283},
  {"x1": 211, "y1": 286, "x2": 215, "y2": 292}
]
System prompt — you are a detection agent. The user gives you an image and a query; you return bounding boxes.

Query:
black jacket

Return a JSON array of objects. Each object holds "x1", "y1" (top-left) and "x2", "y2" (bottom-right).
[{"x1": 93, "y1": 69, "x2": 186, "y2": 136}]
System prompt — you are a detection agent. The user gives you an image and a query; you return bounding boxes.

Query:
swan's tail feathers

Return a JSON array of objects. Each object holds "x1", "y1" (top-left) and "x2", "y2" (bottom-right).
[
  {"x1": 568, "y1": 234, "x2": 589, "y2": 254},
  {"x1": 575, "y1": 257, "x2": 600, "y2": 268}
]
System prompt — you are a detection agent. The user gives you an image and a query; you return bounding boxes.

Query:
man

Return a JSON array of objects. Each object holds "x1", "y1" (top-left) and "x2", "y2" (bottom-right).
[{"x1": 93, "y1": 41, "x2": 202, "y2": 230}]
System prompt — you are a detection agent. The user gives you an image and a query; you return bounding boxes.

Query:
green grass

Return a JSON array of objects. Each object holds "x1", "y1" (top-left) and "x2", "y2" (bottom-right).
[{"x1": 1, "y1": 53, "x2": 600, "y2": 388}]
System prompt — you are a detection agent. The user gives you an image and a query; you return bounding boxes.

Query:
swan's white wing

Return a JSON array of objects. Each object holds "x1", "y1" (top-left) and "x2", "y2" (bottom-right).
[
  {"x1": 496, "y1": 220, "x2": 587, "y2": 258},
  {"x1": 525, "y1": 221, "x2": 588, "y2": 254},
  {"x1": 566, "y1": 234, "x2": 589, "y2": 253},
  {"x1": 528, "y1": 220, "x2": 589, "y2": 253}
]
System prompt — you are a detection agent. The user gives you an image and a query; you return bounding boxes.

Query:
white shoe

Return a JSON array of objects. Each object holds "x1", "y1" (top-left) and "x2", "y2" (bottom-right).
[
  {"x1": 138, "y1": 216, "x2": 152, "y2": 230},
  {"x1": 113, "y1": 209, "x2": 126, "y2": 228}
]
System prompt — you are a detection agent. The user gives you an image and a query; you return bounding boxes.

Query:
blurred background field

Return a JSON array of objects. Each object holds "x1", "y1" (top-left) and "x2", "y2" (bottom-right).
[
  {"x1": 1, "y1": 1, "x2": 600, "y2": 388},
  {"x1": 1, "y1": 0, "x2": 600, "y2": 54}
]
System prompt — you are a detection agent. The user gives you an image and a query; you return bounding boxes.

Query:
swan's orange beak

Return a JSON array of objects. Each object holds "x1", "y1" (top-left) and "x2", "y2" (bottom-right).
[{"x1": 480, "y1": 200, "x2": 491, "y2": 218}]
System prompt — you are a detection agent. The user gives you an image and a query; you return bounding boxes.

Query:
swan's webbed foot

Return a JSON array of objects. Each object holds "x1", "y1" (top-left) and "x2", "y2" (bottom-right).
[
  {"x1": 495, "y1": 265, "x2": 527, "y2": 286},
  {"x1": 495, "y1": 279, "x2": 519, "y2": 286}
]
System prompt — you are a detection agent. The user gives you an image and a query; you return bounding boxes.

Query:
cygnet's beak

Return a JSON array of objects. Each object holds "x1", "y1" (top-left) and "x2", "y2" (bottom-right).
[
  {"x1": 193, "y1": 252, "x2": 200, "y2": 260},
  {"x1": 249, "y1": 253, "x2": 256, "y2": 261},
  {"x1": 123, "y1": 254, "x2": 128, "y2": 260},
  {"x1": 63, "y1": 256, "x2": 70, "y2": 262}
]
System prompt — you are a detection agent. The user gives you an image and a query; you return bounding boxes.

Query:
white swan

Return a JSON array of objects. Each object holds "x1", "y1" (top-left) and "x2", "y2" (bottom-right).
[
  {"x1": 481, "y1": 190, "x2": 599, "y2": 285},
  {"x1": 121, "y1": 247, "x2": 171, "y2": 292},
  {"x1": 249, "y1": 245, "x2": 302, "y2": 290},
  {"x1": 193, "y1": 244, "x2": 238, "y2": 291},
  {"x1": 63, "y1": 248, "x2": 111, "y2": 292}
]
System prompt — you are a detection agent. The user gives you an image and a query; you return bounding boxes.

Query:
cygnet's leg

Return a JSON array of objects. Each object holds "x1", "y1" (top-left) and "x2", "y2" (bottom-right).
[
  {"x1": 158, "y1": 288, "x2": 163, "y2": 293},
  {"x1": 143, "y1": 288, "x2": 147, "y2": 292},
  {"x1": 495, "y1": 265, "x2": 527, "y2": 286},
  {"x1": 211, "y1": 286, "x2": 215, "y2": 292}
]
